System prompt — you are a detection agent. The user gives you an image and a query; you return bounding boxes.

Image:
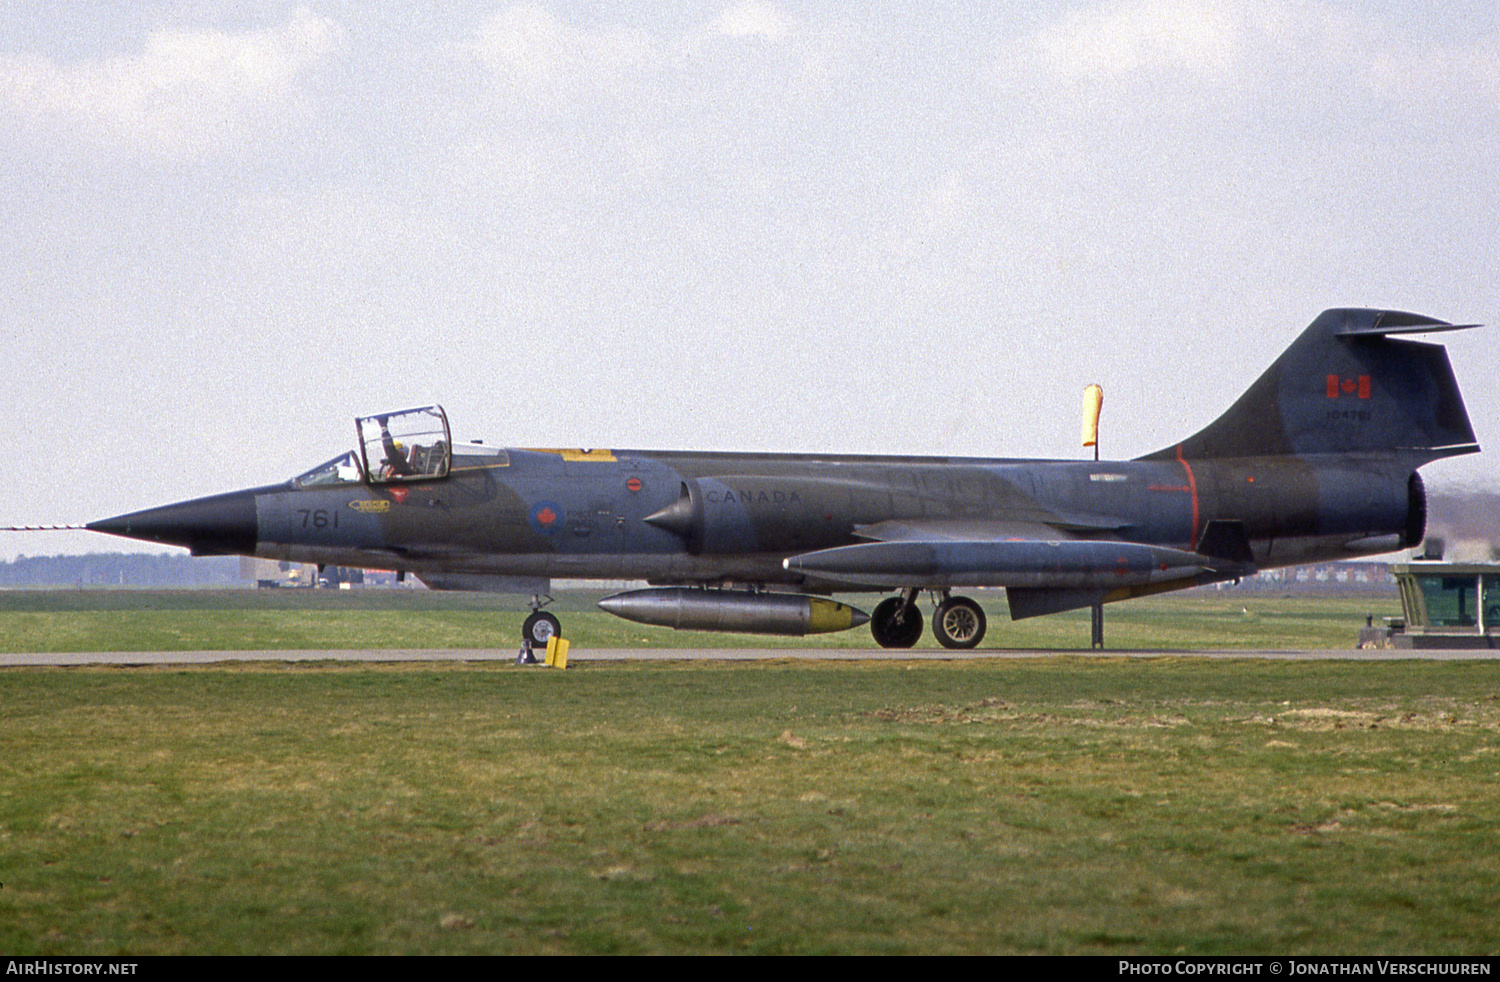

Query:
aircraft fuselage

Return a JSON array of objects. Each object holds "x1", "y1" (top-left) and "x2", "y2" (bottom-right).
[{"x1": 145, "y1": 448, "x2": 1418, "y2": 589}]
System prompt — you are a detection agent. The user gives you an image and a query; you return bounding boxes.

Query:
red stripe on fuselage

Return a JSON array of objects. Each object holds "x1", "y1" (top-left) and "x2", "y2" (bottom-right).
[{"x1": 1175, "y1": 444, "x2": 1200, "y2": 548}]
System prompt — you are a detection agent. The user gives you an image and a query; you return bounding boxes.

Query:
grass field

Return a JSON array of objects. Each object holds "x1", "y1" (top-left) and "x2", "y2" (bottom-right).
[
  {"x1": 4, "y1": 589, "x2": 1496, "y2": 955},
  {"x1": 0, "y1": 587, "x2": 1403, "y2": 652},
  {"x1": 1, "y1": 658, "x2": 1497, "y2": 954}
]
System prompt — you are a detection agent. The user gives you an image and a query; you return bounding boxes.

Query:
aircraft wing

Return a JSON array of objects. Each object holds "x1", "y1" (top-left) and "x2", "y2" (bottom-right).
[
  {"x1": 853, "y1": 518, "x2": 1092, "y2": 543},
  {"x1": 786, "y1": 512, "x2": 1255, "y2": 620}
]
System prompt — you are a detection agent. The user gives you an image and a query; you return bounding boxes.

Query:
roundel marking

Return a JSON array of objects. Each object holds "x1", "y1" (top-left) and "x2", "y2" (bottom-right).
[{"x1": 530, "y1": 501, "x2": 563, "y2": 533}]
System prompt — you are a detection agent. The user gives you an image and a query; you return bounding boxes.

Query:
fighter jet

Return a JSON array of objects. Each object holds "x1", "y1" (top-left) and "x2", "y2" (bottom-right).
[{"x1": 88, "y1": 309, "x2": 1479, "y2": 649}]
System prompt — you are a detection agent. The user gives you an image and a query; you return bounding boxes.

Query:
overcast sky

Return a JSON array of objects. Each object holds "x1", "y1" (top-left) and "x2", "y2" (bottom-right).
[{"x1": 2, "y1": 1, "x2": 1496, "y2": 559}]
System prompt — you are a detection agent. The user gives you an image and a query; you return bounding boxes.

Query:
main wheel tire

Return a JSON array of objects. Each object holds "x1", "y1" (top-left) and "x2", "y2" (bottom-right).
[
  {"x1": 521, "y1": 611, "x2": 562, "y2": 646},
  {"x1": 933, "y1": 596, "x2": 986, "y2": 649},
  {"x1": 870, "y1": 596, "x2": 924, "y2": 648}
]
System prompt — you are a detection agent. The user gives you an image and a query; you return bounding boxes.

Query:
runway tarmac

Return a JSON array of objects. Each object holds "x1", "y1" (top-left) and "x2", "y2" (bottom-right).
[{"x1": 3, "y1": 645, "x2": 1497, "y2": 665}]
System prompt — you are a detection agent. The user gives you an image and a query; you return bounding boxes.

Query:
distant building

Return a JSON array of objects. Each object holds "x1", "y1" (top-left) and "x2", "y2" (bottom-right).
[
  {"x1": 239, "y1": 557, "x2": 315, "y2": 588},
  {"x1": 1360, "y1": 561, "x2": 1500, "y2": 649}
]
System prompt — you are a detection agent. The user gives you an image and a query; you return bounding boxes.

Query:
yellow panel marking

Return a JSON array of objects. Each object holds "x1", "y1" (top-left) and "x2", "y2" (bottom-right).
[
  {"x1": 526, "y1": 448, "x2": 618, "y2": 462},
  {"x1": 808, "y1": 598, "x2": 857, "y2": 634}
]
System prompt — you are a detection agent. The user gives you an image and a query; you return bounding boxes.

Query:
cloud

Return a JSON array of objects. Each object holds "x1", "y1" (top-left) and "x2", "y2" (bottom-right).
[
  {"x1": 1027, "y1": 0, "x2": 1242, "y2": 81},
  {"x1": 468, "y1": 3, "x2": 813, "y2": 107},
  {"x1": 0, "y1": 8, "x2": 341, "y2": 159},
  {"x1": 1022, "y1": 0, "x2": 1500, "y2": 114},
  {"x1": 1362, "y1": 30, "x2": 1500, "y2": 112},
  {"x1": 468, "y1": 5, "x2": 657, "y2": 98},
  {"x1": 710, "y1": 3, "x2": 798, "y2": 41}
]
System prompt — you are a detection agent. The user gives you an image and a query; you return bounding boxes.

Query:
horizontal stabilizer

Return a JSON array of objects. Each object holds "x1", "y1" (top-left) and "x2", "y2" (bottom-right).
[{"x1": 1336, "y1": 311, "x2": 1481, "y2": 337}]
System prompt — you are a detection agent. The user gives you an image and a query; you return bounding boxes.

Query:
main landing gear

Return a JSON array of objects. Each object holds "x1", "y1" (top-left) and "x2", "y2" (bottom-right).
[
  {"x1": 521, "y1": 593, "x2": 561, "y2": 647},
  {"x1": 870, "y1": 590, "x2": 987, "y2": 649},
  {"x1": 870, "y1": 591, "x2": 924, "y2": 648}
]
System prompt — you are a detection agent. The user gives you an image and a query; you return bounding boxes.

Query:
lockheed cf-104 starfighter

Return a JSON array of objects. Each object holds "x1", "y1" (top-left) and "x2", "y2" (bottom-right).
[{"x1": 88, "y1": 309, "x2": 1480, "y2": 649}]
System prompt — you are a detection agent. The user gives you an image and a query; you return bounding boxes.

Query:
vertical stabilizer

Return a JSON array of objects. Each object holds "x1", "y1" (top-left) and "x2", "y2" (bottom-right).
[{"x1": 1142, "y1": 309, "x2": 1479, "y2": 462}]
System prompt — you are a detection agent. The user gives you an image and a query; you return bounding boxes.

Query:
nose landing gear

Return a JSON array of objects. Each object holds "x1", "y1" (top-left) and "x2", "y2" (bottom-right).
[{"x1": 520, "y1": 593, "x2": 561, "y2": 647}]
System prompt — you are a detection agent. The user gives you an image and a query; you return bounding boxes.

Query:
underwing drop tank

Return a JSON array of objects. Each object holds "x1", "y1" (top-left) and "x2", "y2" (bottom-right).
[
  {"x1": 598, "y1": 588, "x2": 869, "y2": 636},
  {"x1": 783, "y1": 538, "x2": 1217, "y2": 589}
]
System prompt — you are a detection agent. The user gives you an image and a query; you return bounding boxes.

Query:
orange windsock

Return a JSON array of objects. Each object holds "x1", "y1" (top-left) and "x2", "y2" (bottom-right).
[{"x1": 1081, "y1": 384, "x2": 1103, "y2": 449}]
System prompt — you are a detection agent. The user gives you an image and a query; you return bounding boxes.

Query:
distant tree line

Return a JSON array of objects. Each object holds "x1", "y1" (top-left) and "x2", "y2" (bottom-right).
[{"x1": 0, "y1": 553, "x2": 243, "y2": 588}]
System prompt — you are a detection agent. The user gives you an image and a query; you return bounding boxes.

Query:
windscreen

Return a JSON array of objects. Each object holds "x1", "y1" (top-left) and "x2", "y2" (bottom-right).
[{"x1": 293, "y1": 450, "x2": 363, "y2": 488}]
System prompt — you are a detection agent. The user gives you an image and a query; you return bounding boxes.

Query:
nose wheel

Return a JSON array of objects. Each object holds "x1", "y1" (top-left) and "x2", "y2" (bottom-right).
[
  {"x1": 520, "y1": 593, "x2": 561, "y2": 647},
  {"x1": 522, "y1": 611, "x2": 561, "y2": 646}
]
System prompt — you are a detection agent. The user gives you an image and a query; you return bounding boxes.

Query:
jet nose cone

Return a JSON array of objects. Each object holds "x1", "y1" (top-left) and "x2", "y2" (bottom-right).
[
  {"x1": 850, "y1": 608, "x2": 870, "y2": 630},
  {"x1": 88, "y1": 488, "x2": 260, "y2": 556}
]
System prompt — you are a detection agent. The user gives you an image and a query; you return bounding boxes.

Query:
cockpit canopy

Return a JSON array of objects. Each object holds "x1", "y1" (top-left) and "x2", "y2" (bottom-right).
[
  {"x1": 357, "y1": 405, "x2": 451, "y2": 484},
  {"x1": 290, "y1": 406, "x2": 454, "y2": 489}
]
